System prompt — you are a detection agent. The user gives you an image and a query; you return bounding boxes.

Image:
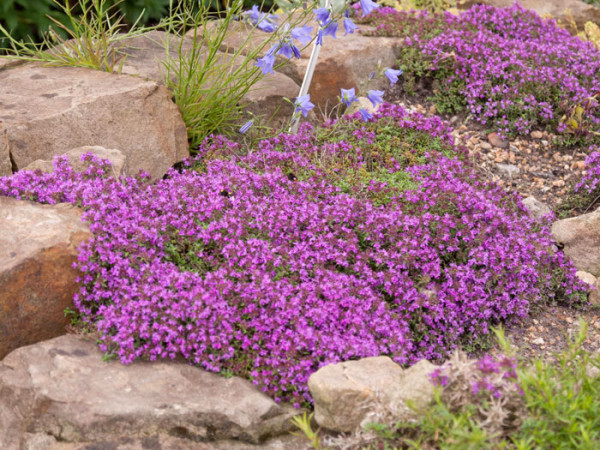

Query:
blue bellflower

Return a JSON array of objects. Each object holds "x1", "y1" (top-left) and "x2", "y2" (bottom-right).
[
  {"x1": 294, "y1": 95, "x2": 315, "y2": 117},
  {"x1": 255, "y1": 52, "x2": 275, "y2": 74},
  {"x1": 359, "y1": 0, "x2": 379, "y2": 17},
  {"x1": 384, "y1": 68, "x2": 403, "y2": 85},
  {"x1": 291, "y1": 25, "x2": 313, "y2": 45},
  {"x1": 344, "y1": 17, "x2": 358, "y2": 35},
  {"x1": 367, "y1": 89, "x2": 384, "y2": 108},
  {"x1": 239, "y1": 120, "x2": 253, "y2": 134},
  {"x1": 359, "y1": 108, "x2": 373, "y2": 122},
  {"x1": 340, "y1": 88, "x2": 358, "y2": 107},
  {"x1": 314, "y1": 8, "x2": 331, "y2": 26}
]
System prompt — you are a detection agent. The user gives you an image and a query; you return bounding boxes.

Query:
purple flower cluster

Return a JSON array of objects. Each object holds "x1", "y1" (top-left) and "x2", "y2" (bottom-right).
[
  {"x1": 0, "y1": 105, "x2": 585, "y2": 406},
  {"x1": 357, "y1": 4, "x2": 600, "y2": 141},
  {"x1": 431, "y1": 352, "x2": 520, "y2": 398},
  {"x1": 575, "y1": 147, "x2": 600, "y2": 195}
]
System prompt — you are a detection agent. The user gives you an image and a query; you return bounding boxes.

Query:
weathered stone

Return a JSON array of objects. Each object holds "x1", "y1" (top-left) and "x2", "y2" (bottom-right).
[
  {"x1": 120, "y1": 31, "x2": 197, "y2": 85},
  {"x1": 346, "y1": 96, "x2": 382, "y2": 116},
  {"x1": 20, "y1": 432, "x2": 308, "y2": 449},
  {"x1": 0, "y1": 197, "x2": 91, "y2": 360},
  {"x1": 551, "y1": 208, "x2": 600, "y2": 277},
  {"x1": 22, "y1": 145, "x2": 128, "y2": 177},
  {"x1": 0, "y1": 335, "x2": 302, "y2": 449},
  {"x1": 0, "y1": 63, "x2": 188, "y2": 179},
  {"x1": 0, "y1": 57, "x2": 25, "y2": 71},
  {"x1": 0, "y1": 120, "x2": 10, "y2": 176},
  {"x1": 495, "y1": 163, "x2": 520, "y2": 178},
  {"x1": 590, "y1": 278, "x2": 600, "y2": 306},
  {"x1": 522, "y1": 196, "x2": 552, "y2": 219},
  {"x1": 308, "y1": 357, "x2": 435, "y2": 433},
  {"x1": 576, "y1": 270, "x2": 597, "y2": 286},
  {"x1": 487, "y1": 132, "x2": 509, "y2": 149},
  {"x1": 531, "y1": 130, "x2": 543, "y2": 139},
  {"x1": 459, "y1": 0, "x2": 600, "y2": 31}
]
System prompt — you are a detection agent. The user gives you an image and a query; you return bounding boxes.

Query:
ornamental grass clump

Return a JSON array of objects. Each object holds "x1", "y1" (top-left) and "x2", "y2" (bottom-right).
[
  {"x1": 356, "y1": 4, "x2": 600, "y2": 144},
  {"x1": 0, "y1": 105, "x2": 585, "y2": 406}
]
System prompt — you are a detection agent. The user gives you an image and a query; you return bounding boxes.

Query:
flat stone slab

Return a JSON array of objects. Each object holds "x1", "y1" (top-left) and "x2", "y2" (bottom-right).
[
  {"x1": 0, "y1": 63, "x2": 189, "y2": 179},
  {"x1": 0, "y1": 335, "x2": 302, "y2": 448}
]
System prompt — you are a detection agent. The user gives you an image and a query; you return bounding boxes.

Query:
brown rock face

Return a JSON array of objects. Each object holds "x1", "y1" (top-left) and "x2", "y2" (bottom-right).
[
  {"x1": 0, "y1": 63, "x2": 188, "y2": 180},
  {"x1": 0, "y1": 197, "x2": 91, "y2": 359},
  {"x1": 551, "y1": 208, "x2": 600, "y2": 277},
  {"x1": 0, "y1": 335, "x2": 302, "y2": 448}
]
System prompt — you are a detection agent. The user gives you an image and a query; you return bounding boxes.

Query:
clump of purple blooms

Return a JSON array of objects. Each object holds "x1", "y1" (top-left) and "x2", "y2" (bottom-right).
[
  {"x1": 357, "y1": 4, "x2": 600, "y2": 142},
  {"x1": 575, "y1": 147, "x2": 600, "y2": 196},
  {"x1": 0, "y1": 105, "x2": 585, "y2": 406},
  {"x1": 430, "y1": 350, "x2": 525, "y2": 436}
]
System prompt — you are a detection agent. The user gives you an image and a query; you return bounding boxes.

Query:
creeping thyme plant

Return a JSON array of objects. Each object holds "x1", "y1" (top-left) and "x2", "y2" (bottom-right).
[
  {"x1": 0, "y1": 102, "x2": 586, "y2": 406},
  {"x1": 355, "y1": 4, "x2": 600, "y2": 144}
]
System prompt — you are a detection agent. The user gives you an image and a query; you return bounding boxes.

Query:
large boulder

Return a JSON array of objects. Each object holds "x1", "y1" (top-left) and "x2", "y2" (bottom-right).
[
  {"x1": 308, "y1": 356, "x2": 436, "y2": 433},
  {"x1": 0, "y1": 197, "x2": 91, "y2": 360},
  {"x1": 0, "y1": 63, "x2": 189, "y2": 179},
  {"x1": 551, "y1": 208, "x2": 600, "y2": 277},
  {"x1": 459, "y1": 0, "x2": 600, "y2": 30},
  {"x1": 0, "y1": 335, "x2": 303, "y2": 449},
  {"x1": 22, "y1": 145, "x2": 128, "y2": 177}
]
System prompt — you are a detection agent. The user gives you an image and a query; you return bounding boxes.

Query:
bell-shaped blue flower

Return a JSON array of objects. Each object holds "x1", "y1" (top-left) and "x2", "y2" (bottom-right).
[
  {"x1": 314, "y1": 8, "x2": 331, "y2": 26},
  {"x1": 255, "y1": 52, "x2": 275, "y2": 74},
  {"x1": 340, "y1": 88, "x2": 358, "y2": 107},
  {"x1": 294, "y1": 95, "x2": 315, "y2": 117},
  {"x1": 239, "y1": 120, "x2": 253, "y2": 134},
  {"x1": 384, "y1": 68, "x2": 403, "y2": 85},
  {"x1": 359, "y1": 0, "x2": 379, "y2": 17},
  {"x1": 343, "y1": 17, "x2": 358, "y2": 35},
  {"x1": 359, "y1": 108, "x2": 373, "y2": 122},
  {"x1": 291, "y1": 25, "x2": 313, "y2": 45},
  {"x1": 367, "y1": 89, "x2": 384, "y2": 108}
]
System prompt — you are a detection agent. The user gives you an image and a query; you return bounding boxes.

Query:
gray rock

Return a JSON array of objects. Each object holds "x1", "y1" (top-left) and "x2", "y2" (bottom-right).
[
  {"x1": 495, "y1": 163, "x2": 520, "y2": 179},
  {"x1": 0, "y1": 63, "x2": 188, "y2": 179},
  {"x1": 308, "y1": 357, "x2": 435, "y2": 433},
  {"x1": 552, "y1": 208, "x2": 600, "y2": 277},
  {"x1": 522, "y1": 196, "x2": 552, "y2": 219},
  {"x1": 0, "y1": 197, "x2": 91, "y2": 360},
  {"x1": 0, "y1": 335, "x2": 303, "y2": 449},
  {"x1": 22, "y1": 145, "x2": 128, "y2": 177}
]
